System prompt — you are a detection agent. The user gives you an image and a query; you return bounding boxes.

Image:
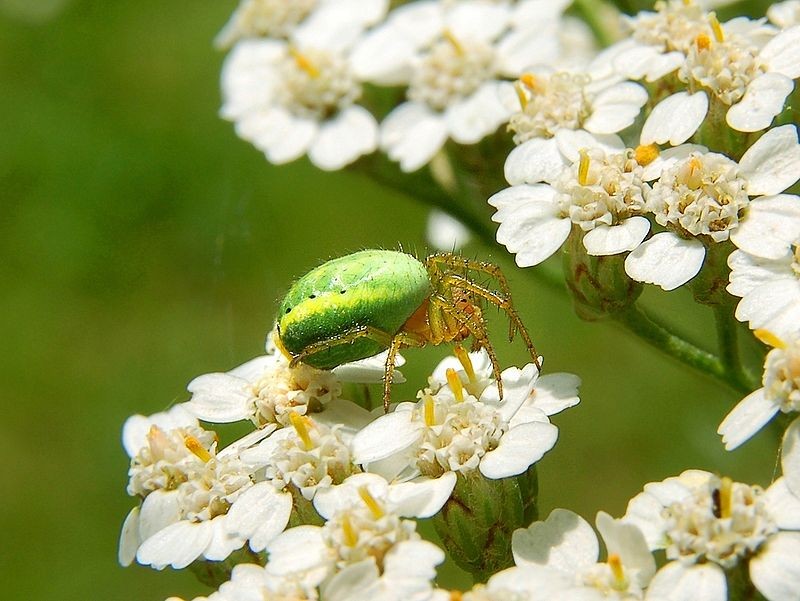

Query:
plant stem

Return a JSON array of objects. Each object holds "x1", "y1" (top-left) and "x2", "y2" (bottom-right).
[
  {"x1": 713, "y1": 301, "x2": 761, "y2": 391},
  {"x1": 614, "y1": 304, "x2": 750, "y2": 393},
  {"x1": 573, "y1": 0, "x2": 619, "y2": 47}
]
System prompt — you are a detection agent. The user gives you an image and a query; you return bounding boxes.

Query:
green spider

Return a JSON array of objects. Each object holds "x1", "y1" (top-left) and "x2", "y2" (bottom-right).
[{"x1": 275, "y1": 250, "x2": 540, "y2": 411}]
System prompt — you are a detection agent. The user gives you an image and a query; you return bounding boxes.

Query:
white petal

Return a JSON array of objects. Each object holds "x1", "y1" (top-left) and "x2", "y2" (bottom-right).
[
  {"x1": 641, "y1": 92, "x2": 708, "y2": 146},
  {"x1": 204, "y1": 515, "x2": 245, "y2": 562},
  {"x1": 446, "y1": 1, "x2": 510, "y2": 41},
  {"x1": 764, "y1": 478, "x2": 800, "y2": 529},
  {"x1": 138, "y1": 489, "x2": 182, "y2": 541},
  {"x1": 727, "y1": 249, "x2": 795, "y2": 298},
  {"x1": 555, "y1": 129, "x2": 624, "y2": 162},
  {"x1": 118, "y1": 507, "x2": 141, "y2": 566},
  {"x1": 314, "y1": 398, "x2": 375, "y2": 438},
  {"x1": 595, "y1": 511, "x2": 655, "y2": 587},
  {"x1": 266, "y1": 525, "x2": 328, "y2": 575},
  {"x1": 584, "y1": 82, "x2": 648, "y2": 135},
  {"x1": 739, "y1": 124, "x2": 800, "y2": 196},
  {"x1": 480, "y1": 363, "x2": 540, "y2": 421},
  {"x1": 122, "y1": 405, "x2": 197, "y2": 457},
  {"x1": 750, "y1": 532, "x2": 800, "y2": 601},
  {"x1": 512, "y1": 508, "x2": 599, "y2": 571},
  {"x1": 582, "y1": 216, "x2": 650, "y2": 256},
  {"x1": 623, "y1": 492, "x2": 668, "y2": 550},
  {"x1": 387, "y1": 473, "x2": 457, "y2": 518},
  {"x1": 219, "y1": 40, "x2": 283, "y2": 118},
  {"x1": 762, "y1": 26, "x2": 800, "y2": 79},
  {"x1": 488, "y1": 564, "x2": 573, "y2": 596},
  {"x1": 783, "y1": 417, "x2": 800, "y2": 497},
  {"x1": 718, "y1": 388, "x2": 779, "y2": 450},
  {"x1": 351, "y1": 410, "x2": 423, "y2": 463},
  {"x1": 332, "y1": 350, "x2": 404, "y2": 384},
  {"x1": 309, "y1": 106, "x2": 378, "y2": 170},
  {"x1": 137, "y1": 520, "x2": 214, "y2": 570},
  {"x1": 480, "y1": 421, "x2": 558, "y2": 478},
  {"x1": 446, "y1": 81, "x2": 513, "y2": 144},
  {"x1": 291, "y1": 0, "x2": 388, "y2": 53},
  {"x1": 313, "y1": 473, "x2": 389, "y2": 519},
  {"x1": 488, "y1": 182, "x2": 558, "y2": 210},
  {"x1": 732, "y1": 194, "x2": 800, "y2": 259},
  {"x1": 185, "y1": 373, "x2": 253, "y2": 423},
  {"x1": 727, "y1": 73, "x2": 794, "y2": 133},
  {"x1": 504, "y1": 137, "x2": 566, "y2": 185},
  {"x1": 735, "y1": 278, "x2": 800, "y2": 339},
  {"x1": 647, "y1": 562, "x2": 726, "y2": 601},
  {"x1": 530, "y1": 373, "x2": 581, "y2": 416},
  {"x1": 624, "y1": 232, "x2": 705, "y2": 290},
  {"x1": 242, "y1": 109, "x2": 316, "y2": 165},
  {"x1": 324, "y1": 560, "x2": 379, "y2": 601},
  {"x1": 226, "y1": 482, "x2": 292, "y2": 551},
  {"x1": 426, "y1": 209, "x2": 471, "y2": 252},
  {"x1": 380, "y1": 102, "x2": 448, "y2": 172}
]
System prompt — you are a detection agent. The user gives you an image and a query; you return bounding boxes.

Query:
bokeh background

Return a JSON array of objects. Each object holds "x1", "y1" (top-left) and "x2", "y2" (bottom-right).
[{"x1": 0, "y1": 1, "x2": 780, "y2": 600}]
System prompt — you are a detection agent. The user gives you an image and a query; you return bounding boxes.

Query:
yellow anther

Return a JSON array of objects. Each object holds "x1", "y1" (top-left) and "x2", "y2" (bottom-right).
[
  {"x1": 341, "y1": 513, "x2": 358, "y2": 547},
  {"x1": 424, "y1": 393, "x2": 436, "y2": 426},
  {"x1": 290, "y1": 48, "x2": 320, "y2": 78},
  {"x1": 708, "y1": 13, "x2": 725, "y2": 43},
  {"x1": 446, "y1": 368, "x2": 465, "y2": 402},
  {"x1": 634, "y1": 143, "x2": 660, "y2": 166},
  {"x1": 519, "y1": 73, "x2": 540, "y2": 92},
  {"x1": 754, "y1": 329, "x2": 786, "y2": 349},
  {"x1": 514, "y1": 81, "x2": 529, "y2": 110},
  {"x1": 454, "y1": 345, "x2": 477, "y2": 384},
  {"x1": 358, "y1": 485, "x2": 385, "y2": 520},
  {"x1": 719, "y1": 476, "x2": 733, "y2": 519},
  {"x1": 578, "y1": 149, "x2": 591, "y2": 186},
  {"x1": 695, "y1": 33, "x2": 711, "y2": 51},
  {"x1": 184, "y1": 435, "x2": 212, "y2": 463},
  {"x1": 450, "y1": 592, "x2": 464, "y2": 601},
  {"x1": 443, "y1": 29, "x2": 465, "y2": 55},
  {"x1": 608, "y1": 554, "x2": 628, "y2": 590},
  {"x1": 289, "y1": 412, "x2": 314, "y2": 450}
]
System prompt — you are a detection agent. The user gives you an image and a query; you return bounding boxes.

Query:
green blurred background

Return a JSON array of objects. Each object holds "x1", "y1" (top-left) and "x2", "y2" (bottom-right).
[{"x1": 0, "y1": 1, "x2": 778, "y2": 600}]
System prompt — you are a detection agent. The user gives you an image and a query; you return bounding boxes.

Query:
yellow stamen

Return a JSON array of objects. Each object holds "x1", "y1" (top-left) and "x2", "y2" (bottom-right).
[
  {"x1": 719, "y1": 476, "x2": 733, "y2": 519},
  {"x1": 454, "y1": 345, "x2": 477, "y2": 384},
  {"x1": 754, "y1": 329, "x2": 786, "y2": 349},
  {"x1": 578, "y1": 149, "x2": 591, "y2": 186},
  {"x1": 446, "y1": 368, "x2": 464, "y2": 402},
  {"x1": 634, "y1": 143, "x2": 660, "y2": 166},
  {"x1": 708, "y1": 13, "x2": 725, "y2": 43},
  {"x1": 608, "y1": 554, "x2": 628, "y2": 590},
  {"x1": 358, "y1": 485, "x2": 385, "y2": 520},
  {"x1": 443, "y1": 29, "x2": 464, "y2": 55},
  {"x1": 514, "y1": 81, "x2": 528, "y2": 110},
  {"x1": 289, "y1": 412, "x2": 314, "y2": 450},
  {"x1": 519, "y1": 73, "x2": 540, "y2": 93},
  {"x1": 341, "y1": 513, "x2": 358, "y2": 547},
  {"x1": 424, "y1": 393, "x2": 436, "y2": 427},
  {"x1": 290, "y1": 48, "x2": 320, "y2": 78},
  {"x1": 450, "y1": 593, "x2": 463, "y2": 601},
  {"x1": 184, "y1": 435, "x2": 212, "y2": 463},
  {"x1": 695, "y1": 33, "x2": 711, "y2": 51}
]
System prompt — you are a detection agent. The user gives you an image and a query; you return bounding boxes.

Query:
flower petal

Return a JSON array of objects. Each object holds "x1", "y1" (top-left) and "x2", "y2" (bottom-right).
[
  {"x1": 584, "y1": 82, "x2": 648, "y2": 135},
  {"x1": 380, "y1": 102, "x2": 448, "y2": 172},
  {"x1": 185, "y1": 373, "x2": 254, "y2": 423},
  {"x1": 447, "y1": 81, "x2": 513, "y2": 144},
  {"x1": 749, "y1": 532, "x2": 800, "y2": 601},
  {"x1": 783, "y1": 417, "x2": 800, "y2": 497},
  {"x1": 647, "y1": 562, "x2": 726, "y2": 601},
  {"x1": 118, "y1": 507, "x2": 141, "y2": 566},
  {"x1": 739, "y1": 124, "x2": 800, "y2": 196},
  {"x1": 387, "y1": 473, "x2": 457, "y2": 518},
  {"x1": 727, "y1": 73, "x2": 794, "y2": 133},
  {"x1": 137, "y1": 520, "x2": 214, "y2": 570},
  {"x1": 504, "y1": 137, "x2": 566, "y2": 185},
  {"x1": 764, "y1": 477, "x2": 800, "y2": 529},
  {"x1": 731, "y1": 194, "x2": 800, "y2": 260},
  {"x1": 582, "y1": 216, "x2": 650, "y2": 256},
  {"x1": 480, "y1": 421, "x2": 558, "y2": 479},
  {"x1": 761, "y1": 25, "x2": 800, "y2": 79},
  {"x1": 266, "y1": 525, "x2": 328, "y2": 575},
  {"x1": 512, "y1": 508, "x2": 598, "y2": 571},
  {"x1": 624, "y1": 232, "x2": 705, "y2": 290},
  {"x1": 309, "y1": 106, "x2": 378, "y2": 171},
  {"x1": 351, "y1": 409, "x2": 423, "y2": 464},
  {"x1": 530, "y1": 373, "x2": 581, "y2": 416},
  {"x1": 595, "y1": 511, "x2": 655, "y2": 588},
  {"x1": 226, "y1": 482, "x2": 292, "y2": 551},
  {"x1": 718, "y1": 388, "x2": 779, "y2": 451},
  {"x1": 641, "y1": 91, "x2": 708, "y2": 146},
  {"x1": 727, "y1": 249, "x2": 795, "y2": 298}
]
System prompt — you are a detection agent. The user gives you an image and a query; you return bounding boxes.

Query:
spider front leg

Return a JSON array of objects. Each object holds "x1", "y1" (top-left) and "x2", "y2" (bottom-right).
[
  {"x1": 286, "y1": 325, "x2": 394, "y2": 368},
  {"x1": 382, "y1": 331, "x2": 426, "y2": 413}
]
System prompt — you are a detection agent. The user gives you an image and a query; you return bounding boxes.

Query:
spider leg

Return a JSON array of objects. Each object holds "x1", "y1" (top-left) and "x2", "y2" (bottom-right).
[
  {"x1": 382, "y1": 331, "x2": 426, "y2": 413},
  {"x1": 287, "y1": 325, "x2": 394, "y2": 368}
]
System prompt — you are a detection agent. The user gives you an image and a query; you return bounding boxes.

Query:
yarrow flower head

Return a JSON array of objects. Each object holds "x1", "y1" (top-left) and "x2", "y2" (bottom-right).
[
  {"x1": 219, "y1": 2, "x2": 388, "y2": 171},
  {"x1": 623, "y1": 468, "x2": 800, "y2": 601},
  {"x1": 625, "y1": 125, "x2": 800, "y2": 291},
  {"x1": 118, "y1": 406, "x2": 291, "y2": 570}
]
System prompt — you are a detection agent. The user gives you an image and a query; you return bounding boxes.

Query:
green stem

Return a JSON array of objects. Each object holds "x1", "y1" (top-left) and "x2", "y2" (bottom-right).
[
  {"x1": 572, "y1": 0, "x2": 619, "y2": 47},
  {"x1": 713, "y1": 302, "x2": 760, "y2": 391},
  {"x1": 614, "y1": 304, "x2": 750, "y2": 393}
]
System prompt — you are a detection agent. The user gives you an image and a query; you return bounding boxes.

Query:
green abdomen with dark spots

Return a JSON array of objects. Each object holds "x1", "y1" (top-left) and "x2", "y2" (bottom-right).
[{"x1": 277, "y1": 250, "x2": 431, "y2": 369}]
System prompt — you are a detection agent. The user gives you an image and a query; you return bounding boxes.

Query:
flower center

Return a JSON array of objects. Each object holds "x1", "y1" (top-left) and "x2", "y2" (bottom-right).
[
  {"x1": 679, "y1": 29, "x2": 766, "y2": 105},
  {"x1": 555, "y1": 148, "x2": 646, "y2": 230},
  {"x1": 763, "y1": 339, "x2": 800, "y2": 414},
  {"x1": 408, "y1": 32, "x2": 496, "y2": 112},
  {"x1": 508, "y1": 72, "x2": 593, "y2": 144},
  {"x1": 662, "y1": 476, "x2": 776, "y2": 568},
  {"x1": 648, "y1": 153, "x2": 749, "y2": 241},
  {"x1": 278, "y1": 48, "x2": 361, "y2": 119},
  {"x1": 235, "y1": 0, "x2": 317, "y2": 39},
  {"x1": 628, "y1": 0, "x2": 708, "y2": 54}
]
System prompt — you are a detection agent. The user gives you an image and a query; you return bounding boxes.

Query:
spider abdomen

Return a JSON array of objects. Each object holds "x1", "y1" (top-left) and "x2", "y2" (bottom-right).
[{"x1": 277, "y1": 250, "x2": 431, "y2": 369}]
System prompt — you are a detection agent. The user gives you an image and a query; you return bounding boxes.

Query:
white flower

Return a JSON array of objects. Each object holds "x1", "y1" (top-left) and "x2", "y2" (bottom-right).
[
  {"x1": 511, "y1": 508, "x2": 657, "y2": 600},
  {"x1": 215, "y1": 0, "x2": 388, "y2": 49},
  {"x1": 623, "y1": 469, "x2": 800, "y2": 601},
  {"x1": 352, "y1": 350, "x2": 575, "y2": 481},
  {"x1": 426, "y1": 209, "x2": 471, "y2": 252},
  {"x1": 358, "y1": 0, "x2": 568, "y2": 172},
  {"x1": 769, "y1": 1, "x2": 800, "y2": 29},
  {"x1": 719, "y1": 332, "x2": 800, "y2": 450},
  {"x1": 263, "y1": 473, "x2": 447, "y2": 599},
  {"x1": 625, "y1": 125, "x2": 800, "y2": 291},
  {"x1": 220, "y1": 15, "x2": 380, "y2": 171},
  {"x1": 118, "y1": 407, "x2": 290, "y2": 569}
]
